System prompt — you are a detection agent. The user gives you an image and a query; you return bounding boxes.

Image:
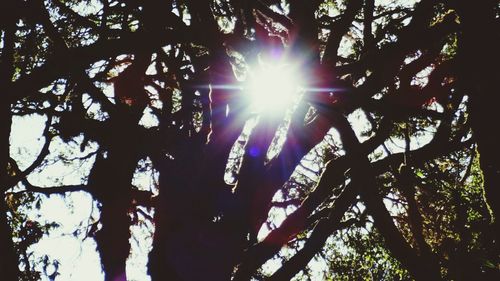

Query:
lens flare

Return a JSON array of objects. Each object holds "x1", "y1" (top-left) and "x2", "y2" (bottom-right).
[{"x1": 245, "y1": 63, "x2": 302, "y2": 113}]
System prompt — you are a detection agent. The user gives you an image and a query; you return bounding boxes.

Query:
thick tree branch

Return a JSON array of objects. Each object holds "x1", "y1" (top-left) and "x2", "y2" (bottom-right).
[
  {"x1": 10, "y1": 28, "x2": 189, "y2": 103},
  {"x1": 0, "y1": 15, "x2": 21, "y2": 280},
  {"x1": 333, "y1": 112, "x2": 442, "y2": 281},
  {"x1": 21, "y1": 180, "x2": 87, "y2": 195},
  {"x1": 323, "y1": 0, "x2": 363, "y2": 65},
  {"x1": 267, "y1": 212, "x2": 359, "y2": 281},
  {"x1": 363, "y1": 0, "x2": 375, "y2": 49},
  {"x1": 453, "y1": 0, "x2": 500, "y2": 229},
  {"x1": 233, "y1": 117, "x2": 392, "y2": 279}
]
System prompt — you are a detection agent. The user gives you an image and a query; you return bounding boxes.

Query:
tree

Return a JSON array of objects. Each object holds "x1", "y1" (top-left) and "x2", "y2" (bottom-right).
[{"x1": 1, "y1": 0, "x2": 499, "y2": 280}]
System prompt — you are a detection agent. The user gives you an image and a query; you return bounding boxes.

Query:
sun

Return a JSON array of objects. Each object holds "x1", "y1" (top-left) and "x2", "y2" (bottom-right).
[{"x1": 245, "y1": 62, "x2": 302, "y2": 113}]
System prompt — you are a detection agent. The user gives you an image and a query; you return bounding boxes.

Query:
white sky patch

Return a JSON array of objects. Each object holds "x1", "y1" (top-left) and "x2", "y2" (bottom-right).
[
  {"x1": 138, "y1": 107, "x2": 160, "y2": 128},
  {"x1": 83, "y1": 94, "x2": 109, "y2": 121},
  {"x1": 375, "y1": 0, "x2": 417, "y2": 8},
  {"x1": 369, "y1": 144, "x2": 388, "y2": 161},
  {"x1": 10, "y1": 114, "x2": 47, "y2": 170},
  {"x1": 127, "y1": 213, "x2": 154, "y2": 281},
  {"x1": 257, "y1": 206, "x2": 288, "y2": 242},
  {"x1": 27, "y1": 191, "x2": 102, "y2": 281},
  {"x1": 127, "y1": 159, "x2": 157, "y2": 281},
  {"x1": 31, "y1": 236, "x2": 103, "y2": 281},
  {"x1": 411, "y1": 64, "x2": 434, "y2": 87},
  {"x1": 172, "y1": 2, "x2": 191, "y2": 25},
  {"x1": 69, "y1": 0, "x2": 103, "y2": 17},
  {"x1": 87, "y1": 60, "x2": 108, "y2": 79},
  {"x1": 26, "y1": 135, "x2": 97, "y2": 187},
  {"x1": 383, "y1": 191, "x2": 407, "y2": 218},
  {"x1": 404, "y1": 50, "x2": 423, "y2": 65},
  {"x1": 347, "y1": 109, "x2": 372, "y2": 142},
  {"x1": 337, "y1": 33, "x2": 356, "y2": 60}
]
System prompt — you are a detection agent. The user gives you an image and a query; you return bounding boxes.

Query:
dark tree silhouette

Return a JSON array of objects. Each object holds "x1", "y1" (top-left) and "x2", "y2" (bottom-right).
[{"x1": 1, "y1": 0, "x2": 499, "y2": 280}]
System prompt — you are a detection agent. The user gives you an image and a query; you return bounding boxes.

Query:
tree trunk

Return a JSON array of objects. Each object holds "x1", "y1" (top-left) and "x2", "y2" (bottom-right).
[
  {"x1": 0, "y1": 199, "x2": 19, "y2": 281},
  {"x1": 89, "y1": 114, "x2": 140, "y2": 281},
  {"x1": 0, "y1": 102, "x2": 19, "y2": 281},
  {"x1": 0, "y1": 15, "x2": 20, "y2": 279},
  {"x1": 455, "y1": 0, "x2": 500, "y2": 226},
  {"x1": 90, "y1": 153, "x2": 134, "y2": 281}
]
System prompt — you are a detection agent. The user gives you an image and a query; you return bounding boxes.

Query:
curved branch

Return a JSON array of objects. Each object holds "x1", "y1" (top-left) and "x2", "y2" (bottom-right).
[{"x1": 7, "y1": 114, "x2": 54, "y2": 190}]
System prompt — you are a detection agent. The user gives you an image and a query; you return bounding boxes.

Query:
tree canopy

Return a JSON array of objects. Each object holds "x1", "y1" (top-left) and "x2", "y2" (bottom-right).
[{"x1": 1, "y1": 0, "x2": 499, "y2": 280}]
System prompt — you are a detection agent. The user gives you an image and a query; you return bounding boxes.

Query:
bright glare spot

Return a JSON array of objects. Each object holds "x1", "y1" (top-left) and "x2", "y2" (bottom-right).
[{"x1": 245, "y1": 63, "x2": 302, "y2": 113}]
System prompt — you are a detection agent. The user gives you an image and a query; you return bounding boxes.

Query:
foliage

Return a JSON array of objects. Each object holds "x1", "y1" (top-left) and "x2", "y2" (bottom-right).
[{"x1": 1, "y1": 0, "x2": 499, "y2": 281}]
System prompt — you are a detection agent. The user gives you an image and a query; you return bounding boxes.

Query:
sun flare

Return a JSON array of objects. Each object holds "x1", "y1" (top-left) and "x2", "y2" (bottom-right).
[{"x1": 245, "y1": 63, "x2": 302, "y2": 113}]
